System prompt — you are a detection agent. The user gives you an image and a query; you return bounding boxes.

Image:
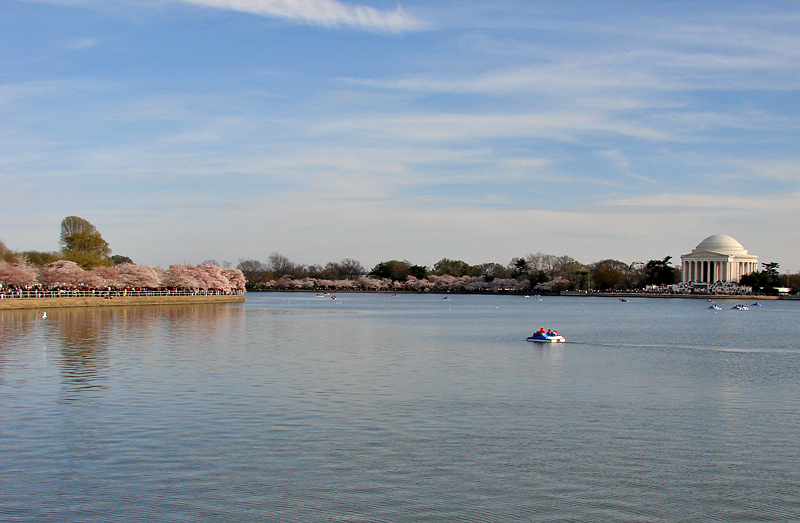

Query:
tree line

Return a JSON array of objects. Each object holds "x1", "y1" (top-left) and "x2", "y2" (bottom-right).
[
  {"x1": 1, "y1": 217, "x2": 244, "y2": 292},
  {"x1": 235, "y1": 253, "x2": 799, "y2": 294},
  {"x1": 3, "y1": 216, "x2": 797, "y2": 294}
]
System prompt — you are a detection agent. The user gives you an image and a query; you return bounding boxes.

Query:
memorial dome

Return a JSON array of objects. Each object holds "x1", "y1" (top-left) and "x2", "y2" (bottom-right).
[
  {"x1": 692, "y1": 234, "x2": 747, "y2": 255},
  {"x1": 681, "y1": 234, "x2": 758, "y2": 284}
]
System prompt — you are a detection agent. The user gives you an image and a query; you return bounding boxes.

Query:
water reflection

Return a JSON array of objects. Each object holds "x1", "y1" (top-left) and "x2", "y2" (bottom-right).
[
  {"x1": 0, "y1": 304, "x2": 245, "y2": 402},
  {"x1": 2, "y1": 295, "x2": 799, "y2": 523}
]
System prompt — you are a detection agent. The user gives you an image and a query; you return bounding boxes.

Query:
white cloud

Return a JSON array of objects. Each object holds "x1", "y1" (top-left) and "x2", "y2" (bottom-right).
[
  {"x1": 175, "y1": 0, "x2": 427, "y2": 33},
  {"x1": 65, "y1": 38, "x2": 98, "y2": 49},
  {"x1": 611, "y1": 192, "x2": 800, "y2": 212},
  {"x1": 316, "y1": 111, "x2": 670, "y2": 143}
]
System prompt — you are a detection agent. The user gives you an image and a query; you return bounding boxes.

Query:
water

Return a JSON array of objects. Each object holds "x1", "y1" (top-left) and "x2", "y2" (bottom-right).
[{"x1": 2, "y1": 293, "x2": 800, "y2": 522}]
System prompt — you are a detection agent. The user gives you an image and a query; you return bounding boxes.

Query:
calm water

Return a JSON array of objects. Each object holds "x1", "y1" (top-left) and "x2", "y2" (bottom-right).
[{"x1": 2, "y1": 293, "x2": 800, "y2": 522}]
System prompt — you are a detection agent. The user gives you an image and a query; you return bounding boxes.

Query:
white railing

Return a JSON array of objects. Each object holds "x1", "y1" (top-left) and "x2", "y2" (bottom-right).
[{"x1": 0, "y1": 289, "x2": 244, "y2": 299}]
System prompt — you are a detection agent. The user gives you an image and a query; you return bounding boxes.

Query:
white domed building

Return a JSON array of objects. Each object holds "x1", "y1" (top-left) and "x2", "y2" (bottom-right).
[{"x1": 681, "y1": 234, "x2": 759, "y2": 283}]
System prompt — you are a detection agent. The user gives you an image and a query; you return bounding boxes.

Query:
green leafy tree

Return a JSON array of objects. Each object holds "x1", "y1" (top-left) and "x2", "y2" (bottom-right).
[
  {"x1": 111, "y1": 255, "x2": 133, "y2": 265},
  {"x1": 476, "y1": 262, "x2": 509, "y2": 281},
  {"x1": 592, "y1": 267, "x2": 625, "y2": 290},
  {"x1": 591, "y1": 259, "x2": 633, "y2": 290},
  {"x1": 369, "y1": 260, "x2": 412, "y2": 281},
  {"x1": 741, "y1": 262, "x2": 782, "y2": 294},
  {"x1": 59, "y1": 216, "x2": 112, "y2": 268},
  {"x1": 644, "y1": 256, "x2": 678, "y2": 286},
  {"x1": 432, "y1": 258, "x2": 474, "y2": 277},
  {"x1": 408, "y1": 264, "x2": 428, "y2": 280},
  {"x1": 509, "y1": 257, "x2": 530, "y2": 278}
]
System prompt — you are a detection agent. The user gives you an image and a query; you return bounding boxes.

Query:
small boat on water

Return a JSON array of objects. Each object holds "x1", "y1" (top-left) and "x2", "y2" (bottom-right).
[
  {"x1": 731, "y1": 304, "x2": 749, "y2": 311},
  {"x1": 526, "y1": 331, "x2": 566, "y2": 343},
  {"x1": 708, "y1": 305, "x2": 721, "y2": 310}
]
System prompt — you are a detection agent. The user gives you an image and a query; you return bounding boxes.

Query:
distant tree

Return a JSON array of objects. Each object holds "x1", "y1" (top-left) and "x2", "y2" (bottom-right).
[
  {"x1": 741, "y1": 262, "x2": 782, "y2": 294},
  {"x1": 590, "y1": 259, "x2": 631, "y2": 290},
  {"x1": 338, "y1": 258, "x2": 366, "y2": 280},
  {"x1": 529, "y1": 270, "x2": 548, "y2": 286},
  {"x1": 322, "y1": 258, "x2": 366, "y2": 280},
  {"x1": 592, "y1": 267, "x2": 625, "y2": 290},
  {"x1": 59, "y1": 216, "x2": 112, "y2": 268},
  {"x1": 267, "y1": 253, "x2": 294, "y2": 277},
  {"x1": 509, "y1": 257, "x2": 530, "y2": 278},
  {"x1": 552, "y1": 255, "x2": 583, "y2": 281},
  {"x1": 38, "y1": 260, "x2": 87, "y2": 288},
  {"x1": 19, "y1": 251, "x2": 62, "y2": 267},
  {"x1": 575, "y1": 270, "x2": 590, "y2": 291},
  {"x1": 117, "y1": 264, "x2": 163, "y2": 288},
  {"x1": 763, "y1": 262, "x2": 780, "y2": 280},
  {"x1": 199, "y1": 263, "x2": 232, "y2": 293},
  {"x1": 163, "y1": 264, "x2": 202, "y2": 290},
  {"x1": 476, "y1": 262, "x2": 508, "y2": 281},
  {"x1": 644, "y1": 256, "x2": 679, "y2": 286},
  {"x1": 111, "y1": 255, "x2": 133, "y2": 266},
  {"x1": 369, "y1": 260, "x2": 412, "y2": 281},
  {"x1": 237, "y1": 259, "x2": 270, "y2": 285},
  {"x1": 0, "y1": 260, "x2": 38, "y2": 286},
  {"x1": 0, "y1": 240, "x2": 12, "y2": 263},
  {"x1": 432, "y1": 258, "x2": 473, "y2": 277},
  {"x1": 787, "y1": 272, "x2": 800, "y2": 294},
  {"x1": 222, "y1": 268, "x2": 247, "y2": 292},
  {"x1": 408, "y1": 264, "x2": 428, "y2": 280},
  {"x1": 525, "y1": 252, "x2": 559, "y2": 275}
]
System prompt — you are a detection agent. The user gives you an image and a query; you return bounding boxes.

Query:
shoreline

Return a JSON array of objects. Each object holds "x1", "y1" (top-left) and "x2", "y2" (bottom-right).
[
  {"x1": 246, "y1": 289, "x2": 790, "y2": 300},
  {"x1": 0, "y1": 294, "x2": 245, "y2": 310}
]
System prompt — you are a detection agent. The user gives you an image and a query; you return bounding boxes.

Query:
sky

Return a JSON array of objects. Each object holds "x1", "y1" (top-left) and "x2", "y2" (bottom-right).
[{"x1": 2, "y1": 0, "x2": 799, "y2": 272}]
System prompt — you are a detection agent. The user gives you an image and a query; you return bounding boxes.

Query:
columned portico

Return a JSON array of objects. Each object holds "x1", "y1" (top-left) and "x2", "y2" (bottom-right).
[{"x1": 681, "y1": 235, "x2": 759, "y2": 283}]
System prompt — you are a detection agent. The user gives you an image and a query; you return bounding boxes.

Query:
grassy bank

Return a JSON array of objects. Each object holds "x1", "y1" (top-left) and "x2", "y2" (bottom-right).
[{"x1": 0, "y1": 294, "x2": 245, "y2": 310}]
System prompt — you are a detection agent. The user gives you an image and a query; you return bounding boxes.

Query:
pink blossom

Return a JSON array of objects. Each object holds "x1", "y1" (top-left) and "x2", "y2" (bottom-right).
[
  {"x1": 163, "y1": 264, "x2": 202, "y2": 290},
  {"x1": 0, "y1": 260, "x2": 39, "y2": 286},
  {"x1": 116, "y1": 264, "x2": 163, "y2": 288},
  {"x1": 221, "y1": 268, "x2": 246, "y2": 291},
  {"x1": 199, "y1": 263, "x2": 232, "y2": 293},
  {"x1": 38, "y1": 260, "x2": 86, "y2": 288}
]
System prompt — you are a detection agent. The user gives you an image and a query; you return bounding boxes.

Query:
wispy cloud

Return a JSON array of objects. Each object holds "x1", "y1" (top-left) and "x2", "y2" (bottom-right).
[
  {"x1": 175, "y1": 0, "x2": 427, "y2": 33},
  {"x1": 65, "y1": 37, "x2": 97, "y2": 49},
  {"x1": 316, "y1": 111, "x2": 670, "y2": 143},
  {"x1": 611, "y1": 192, "x2": 800, "y2": 212}
]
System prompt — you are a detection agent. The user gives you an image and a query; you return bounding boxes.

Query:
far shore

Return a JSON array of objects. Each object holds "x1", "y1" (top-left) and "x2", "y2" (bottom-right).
[
  {"x1": 3, "y1": 291, "x2": 795, "y2": 311},
  {"x1": 245, "y1": 289, "x2": 790, "y2": 300},
  {"x1": 0, "y1": 294, "x2": 245, "y2": 310}
]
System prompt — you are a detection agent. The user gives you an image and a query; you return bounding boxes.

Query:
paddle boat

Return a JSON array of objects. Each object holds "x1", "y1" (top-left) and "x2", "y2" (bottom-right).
[
  {"x1": 526, "y1": 330, "x2": 566, "y2": 343},
  {"x1": 708, "y1": 304, "x2": 721, "y2": 310},
  {"x1": 731, "y1": 304, "x2": 749, "y2": 311}
]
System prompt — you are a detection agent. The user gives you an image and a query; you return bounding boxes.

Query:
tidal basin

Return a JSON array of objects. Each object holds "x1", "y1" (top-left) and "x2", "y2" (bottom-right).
[{"x1": 2, "y1": 292, "x2": 800, "y2": 522}]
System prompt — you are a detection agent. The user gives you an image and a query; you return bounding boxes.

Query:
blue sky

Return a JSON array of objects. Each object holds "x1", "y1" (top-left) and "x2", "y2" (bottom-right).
[{"x1": 2, "y1": 0, "x2": 799, "y2": 272}]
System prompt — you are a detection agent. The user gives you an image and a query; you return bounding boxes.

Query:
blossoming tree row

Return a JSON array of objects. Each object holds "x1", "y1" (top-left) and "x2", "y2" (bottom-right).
[{"x1": 0, "y1": 260, "x2": 245, "y2": 293}]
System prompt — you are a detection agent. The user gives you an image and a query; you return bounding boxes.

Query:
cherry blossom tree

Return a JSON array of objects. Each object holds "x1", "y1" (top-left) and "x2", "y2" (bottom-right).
[
  {"x1": 221, "y1": 268, "x2": 246, "y2": 292},
  {"x1": 116, "y1": 264, "x2": 163, "y2": 288},
  {"x1": 163, "y1": 264, "x2": 202, "y2": 290},
  {"x1": 90, "y1": 266, "x2": 119, "y2": 288},
  {"x1": 38, "y1": 260, "x2": 87, "y2": 288},
  {"x1": 199, "y1": 263, "x2": 232, "y2": 293},
  {"x1": 0, "y1": 260, "x2": 39, "y2": 287}
]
